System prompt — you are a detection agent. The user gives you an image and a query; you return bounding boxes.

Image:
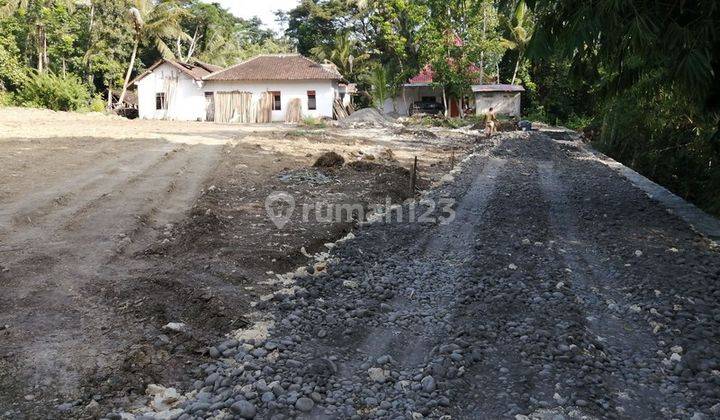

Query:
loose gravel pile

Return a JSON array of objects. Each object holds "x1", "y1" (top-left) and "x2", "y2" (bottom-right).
[
  {"x1": 122, "y1": 132, "x2": 720, "y2": 419},
  {"x1": 340, "y1": 108, "x2": 393, "y2": 128}
]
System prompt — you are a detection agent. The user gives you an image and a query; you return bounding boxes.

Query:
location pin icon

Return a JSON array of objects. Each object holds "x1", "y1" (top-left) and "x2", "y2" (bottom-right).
[{"x1": 265, "y1": 192, "x2": 295, "y2": 229}]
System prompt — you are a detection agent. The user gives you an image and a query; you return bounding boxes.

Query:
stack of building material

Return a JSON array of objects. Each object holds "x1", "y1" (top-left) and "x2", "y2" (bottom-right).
[
  {"x1": 215, "y1": 92, "x2": 253, "y2": 123},
  {"x1": 333, "y1": 99, "x2": 349, "y2": 119},
  {"x1": 256, "y1": 92, "x2": 272, "y2": 123},
  {"x1": 285, "y1": 98, "x2": 302, "y2": 123}
]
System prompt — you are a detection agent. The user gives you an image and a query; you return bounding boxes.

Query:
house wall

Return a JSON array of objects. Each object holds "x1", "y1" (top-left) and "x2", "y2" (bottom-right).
[
  {"x1": 474, "y1": 92, "x2": 522, "y2": 117},
  {"x1": 136, "y1": 62, "x2": 206, "y2": 121},
  {"x1": 204, "y1": 80, "x2": 338, "y2": 122},
  {"x1": 383, "y1": 86, "x2": 442, "y2": 116}
]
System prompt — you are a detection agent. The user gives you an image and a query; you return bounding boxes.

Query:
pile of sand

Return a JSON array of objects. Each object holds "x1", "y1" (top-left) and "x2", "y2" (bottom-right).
[{"x1": 340, "y1": 108, "x2": 392, "y2": 128}]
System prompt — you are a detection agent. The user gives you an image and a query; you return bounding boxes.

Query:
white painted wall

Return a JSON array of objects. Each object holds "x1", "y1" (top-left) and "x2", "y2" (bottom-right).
[
  {"x1": 204, "y1": 80, "x2": 338, "y2": 122},
  {"x1": 384, "y1": 86, "x2": 443, "y2": 116},
  {"x1": 475, "y1": 92, "x2": 522, "y2": 117},
  {"x1": 136, "y1": 62, "x2": 206, "y2": 121}
]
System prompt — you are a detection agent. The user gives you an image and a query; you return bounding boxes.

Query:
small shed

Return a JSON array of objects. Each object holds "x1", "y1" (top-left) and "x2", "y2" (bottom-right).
[{"x1": 472, "y1": 84, "x2": 525, "y2": 117}]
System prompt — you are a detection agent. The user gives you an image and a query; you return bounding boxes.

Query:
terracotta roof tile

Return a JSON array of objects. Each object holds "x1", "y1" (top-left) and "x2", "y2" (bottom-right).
[
  {"x1": 204, "y1": 54, "x2": 342, "y2": 81},
  {"x1": 131, "y1": 59, "x2": 223, "y2": 84}
]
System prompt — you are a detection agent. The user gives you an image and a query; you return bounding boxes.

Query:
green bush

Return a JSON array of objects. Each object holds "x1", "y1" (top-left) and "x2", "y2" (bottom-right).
[
  {"x1": 16, "y1": 71, "x2": 90, "y2": 111},
  {"x1": 0, "y1": 90, "x2": 14, "y2": 107},
  {"x1": 301, "y1": 116, "x2": 326, "y2": 128},
  {"x1": 87, "y1": 95, "x2": 107, "y2": 113}
]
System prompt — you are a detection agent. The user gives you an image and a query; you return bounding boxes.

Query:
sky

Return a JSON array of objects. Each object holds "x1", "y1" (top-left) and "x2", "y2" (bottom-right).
[{"x1": 203, "y1": 0, "x2": 300, "y2": 34}]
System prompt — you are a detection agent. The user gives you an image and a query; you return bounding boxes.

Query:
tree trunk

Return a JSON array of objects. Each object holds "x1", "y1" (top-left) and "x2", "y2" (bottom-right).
[
  {"x1": 118, "y1": 37, "x2": 139, "y2": 107},
  {"x1": 36, "y1": 24, "x2": 47, "y2": 72},
  {"x1": 479, "y1": 7, "x2": 487, "y2": 84},
  {"x1": 185, "y1": 27, "x2": 199, "y2": 61},
  {"x1": 442, "y1": 87, "x2": 448, "y2": 118},
  {"x1": 511, "y1": 53, "x2": 522, "y2": 85}
]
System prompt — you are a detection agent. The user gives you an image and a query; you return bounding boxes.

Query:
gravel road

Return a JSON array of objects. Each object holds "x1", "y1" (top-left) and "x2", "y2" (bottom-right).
[{"x1": 133, "y1": 131, "x2": 720, "y2": 419}]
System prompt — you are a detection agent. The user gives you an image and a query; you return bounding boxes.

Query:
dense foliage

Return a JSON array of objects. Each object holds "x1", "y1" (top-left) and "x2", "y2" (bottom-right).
[
  {"x1": 0, "y1": 0, "x2": 292, "y2": 110},
  {"x1": 526, "y1": 0, "x2": 720, "y2": 215}
]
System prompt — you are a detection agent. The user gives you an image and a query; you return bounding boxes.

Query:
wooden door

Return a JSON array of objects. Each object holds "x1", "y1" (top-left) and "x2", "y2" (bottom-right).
[{"x1": 205, "y1": 92, "x2": 215, "y2": 122}]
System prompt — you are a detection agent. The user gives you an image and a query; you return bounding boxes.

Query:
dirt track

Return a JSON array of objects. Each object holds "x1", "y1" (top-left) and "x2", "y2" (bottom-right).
[
  {"x1": 116, "y1": 131, "x2": 720, "y2": 419},
  {"x1": 0, "y1": 108, "x2": 475, "y2": 418}
]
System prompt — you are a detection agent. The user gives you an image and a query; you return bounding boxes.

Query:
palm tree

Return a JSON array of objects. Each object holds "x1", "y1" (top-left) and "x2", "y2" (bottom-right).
[
  {"x1": 367, "y1": 63, "x2": 397, "y2": 110},
  {"x1": 310, "y1": 32, "x2": 368, "y2": 81},
  {"x1": 502, "y1": 0, "x2": 533, "y2": 85},
  {"x1": 117, "y1": 0, "x2": 190, "y2": 106}
]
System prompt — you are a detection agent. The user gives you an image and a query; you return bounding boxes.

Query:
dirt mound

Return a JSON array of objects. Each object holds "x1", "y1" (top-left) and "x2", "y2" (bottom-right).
[
  {"x1": 340, "y1": 108, "x2": 392, "y2": 128},
  {"x1": 348, "y1": 160, "x2": 383, "y2": 172},
  {"x1": 313, "y1": 151, "x2": 345, "y2": 168}
]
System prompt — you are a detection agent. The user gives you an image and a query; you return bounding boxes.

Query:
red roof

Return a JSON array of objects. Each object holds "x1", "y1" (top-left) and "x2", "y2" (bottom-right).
[
  {"x1": 408, "y1": 65, "x2": 435, "y2": 84},
  {"x1": 204, "y1": 54, "x2": 342, "y2": 81},
  {"x1": 406, "y1": 63, "x2": 483, "y2": 85}
]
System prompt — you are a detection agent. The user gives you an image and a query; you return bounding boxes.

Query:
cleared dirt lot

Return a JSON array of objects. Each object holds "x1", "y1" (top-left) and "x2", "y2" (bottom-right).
[{"x1": 0, "y1": 107, "x2": 477, "y2": 417}]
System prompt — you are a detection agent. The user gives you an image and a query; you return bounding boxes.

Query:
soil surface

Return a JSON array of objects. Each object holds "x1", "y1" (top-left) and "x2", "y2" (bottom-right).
[
  {"x1": 0, "y1": 108, "x2": 476, "y2": 418},
  {"x1": 110, "y1": 131, "x2": 720, "y2": 419}
]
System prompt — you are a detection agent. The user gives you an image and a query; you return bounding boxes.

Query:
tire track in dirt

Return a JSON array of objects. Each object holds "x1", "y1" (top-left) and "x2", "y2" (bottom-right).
[
  {"x1": 537, "y1": 158, "x2": 675, "y2": 416},
  {"x1": 330, "y1": 156, "x2": 506, "y2": 378},
  {"x1": 0, "y1": 143, "x2": 224, "y2": 404},
  {"x1": 0, "y1": 145, "x2": 179, "y2": 239}
]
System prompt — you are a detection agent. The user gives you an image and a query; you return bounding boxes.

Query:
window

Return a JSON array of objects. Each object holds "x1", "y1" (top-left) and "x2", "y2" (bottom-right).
[
  {"x1": 421, "y1": 96, "x2": 436, "y2": 102},
  {"x1": 307, "y1": 90, "x2": 316, "y2": 110},
  {"x1": 270, "y1": 91, "x2": 281, "y2": 111},
  {"x1": 155, "y1": 93, "x2": 166, "y2": 110}
]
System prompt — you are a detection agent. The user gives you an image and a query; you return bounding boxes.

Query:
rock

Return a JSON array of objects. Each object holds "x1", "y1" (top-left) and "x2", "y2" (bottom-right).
[
  {"x1": 261, "y1": 392, "x2": 275, "y2": 403},
  {"x1": 421, "y1": 375, "x2": 436, "y2": 392},
  {"x1": 343, "y1": 280, "x2": 359, "y2": 289},
  {"x1": 85, "y1": 400, "x2": 100, "y2": 415},
  {"x1": 368, "y1": 367, "x2": 388, "y2": 383},
  {"x1": 230, "y1": 400, "x2": 256, "y2": 418},
  {"x1": 295, "y1": 397, "x2": 315, "y2": 412},
  {"x1": 162, "y1": 322, "x2": 187, "y2": 332}
]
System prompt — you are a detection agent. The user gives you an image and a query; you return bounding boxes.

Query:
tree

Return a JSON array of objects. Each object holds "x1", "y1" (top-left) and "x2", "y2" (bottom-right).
[
  {"x1": 310, "y1": 31, "x2": 368, "y2": 81},
  {"x1": 501, "y1": 0, "x2": 532, "y2": 85},
  {"x1": 366, "y1": 63, "x2": 390, "y2": 109},
  {"x1": 118, "y1": 0, "x2": 190, "y2": 106}
]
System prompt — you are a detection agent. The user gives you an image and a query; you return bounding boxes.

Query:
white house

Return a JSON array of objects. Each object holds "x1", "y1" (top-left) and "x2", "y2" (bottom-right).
[
  {"x1": 135, "y1": 60, "x2": 222, "y2": 121},
  {"x1": 134, "y1": 54, "x2": 344, "y2": 123}
]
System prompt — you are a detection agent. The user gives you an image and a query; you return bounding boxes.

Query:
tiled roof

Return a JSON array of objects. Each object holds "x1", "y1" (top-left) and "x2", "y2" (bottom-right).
[
  {"x1": 132, "y1": 59, "x2": 223, "y2": 84},
  {"x1": 204, "y1": 54, "x2": 343, "y2": 81},
  {"x1": 407, "y1": 63, "x2": 483, "y2": 85}
]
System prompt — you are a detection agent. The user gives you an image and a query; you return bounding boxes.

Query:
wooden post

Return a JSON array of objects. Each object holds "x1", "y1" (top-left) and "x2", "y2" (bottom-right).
[{"x1": 410, "y1": 156, "x2": 418, "y2": 194}]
